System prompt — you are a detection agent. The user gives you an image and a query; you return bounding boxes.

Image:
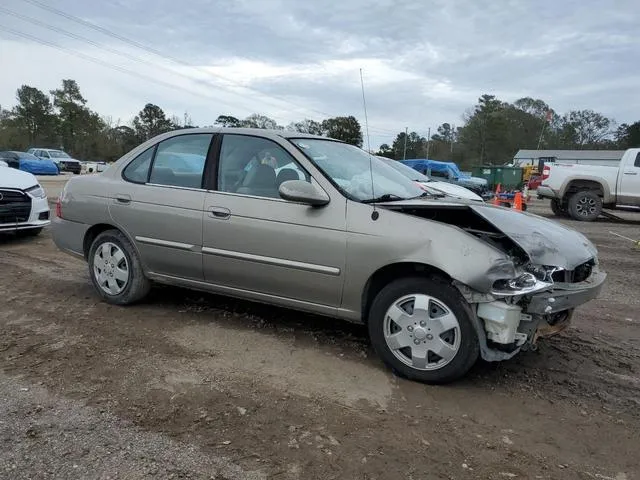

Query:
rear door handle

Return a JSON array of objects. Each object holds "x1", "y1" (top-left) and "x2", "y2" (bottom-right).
[
  {"x1": 208, "y1": 206, "x2": 231, "y2": 219},
  {"x1": 115, "y1": 194, "x2": 131, "y2": 204}
]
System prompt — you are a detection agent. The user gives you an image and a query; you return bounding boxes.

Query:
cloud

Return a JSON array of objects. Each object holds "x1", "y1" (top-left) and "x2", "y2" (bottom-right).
[{"x1": 1, "y1": 0, "x2": 638, "y2": 148}]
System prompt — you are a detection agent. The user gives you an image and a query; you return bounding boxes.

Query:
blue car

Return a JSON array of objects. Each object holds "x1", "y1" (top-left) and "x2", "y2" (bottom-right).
[
  {"x1": 0, "y1": 151, "x2": 59, "y2": 175},
  {"x1": 399, "y1": 159, "x2": 492, "y2": 199}
]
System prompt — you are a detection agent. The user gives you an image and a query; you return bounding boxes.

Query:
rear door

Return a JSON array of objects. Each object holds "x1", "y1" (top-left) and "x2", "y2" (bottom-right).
[
  {"x1": 618, "y1": 151, "x2": 640, "y2": 205},
  {"x1": 108, "y1": 133, "x2": 214, "y2": 280},
  {"x1": 201, "y1": 133, "x2": 347, "y2": 310}
]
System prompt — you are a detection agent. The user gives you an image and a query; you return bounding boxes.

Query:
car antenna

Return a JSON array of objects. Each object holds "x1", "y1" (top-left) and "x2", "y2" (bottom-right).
[{"x1": 360, "y1": 68, "x2": 378, "y2": 221}]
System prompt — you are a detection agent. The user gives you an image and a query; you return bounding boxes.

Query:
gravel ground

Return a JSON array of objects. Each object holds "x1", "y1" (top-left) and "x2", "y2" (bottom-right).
[{"x1": 0, "y1": 198, "x2": 639, "y2": 479}]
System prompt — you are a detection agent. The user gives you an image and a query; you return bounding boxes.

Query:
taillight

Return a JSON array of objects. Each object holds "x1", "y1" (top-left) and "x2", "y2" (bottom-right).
[
  {"x1": 542, "y1": 165, "x2": 551, "y2": 180},
  {"x1": 55, "y1": 198, "x2": 62, "y2": 218}
]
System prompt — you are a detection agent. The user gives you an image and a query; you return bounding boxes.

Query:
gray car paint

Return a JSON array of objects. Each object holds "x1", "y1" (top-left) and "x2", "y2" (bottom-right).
[{"x1": 52, "y1": 128, "x2": 602, "y2": 330}]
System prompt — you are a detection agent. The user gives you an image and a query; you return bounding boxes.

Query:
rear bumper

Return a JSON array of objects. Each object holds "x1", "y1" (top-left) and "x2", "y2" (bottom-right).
[
  {"x1": 524, "y1": 270, "x2": 607, "y2": 315},
  {"x1": 51, "y1": 216, "x2": 90, "y2": 258},
  {"x1": 536, "y1": 186, "x2": 557, "y2": 199}
]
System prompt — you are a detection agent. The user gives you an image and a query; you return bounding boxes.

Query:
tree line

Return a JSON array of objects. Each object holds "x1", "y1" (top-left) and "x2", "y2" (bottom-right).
[
  {"x1": 1, "y1": 80, "x2": 638, "y2": 167},
  {"x1": 378, "y1": 95, "x2": 640, "y2": 168}
]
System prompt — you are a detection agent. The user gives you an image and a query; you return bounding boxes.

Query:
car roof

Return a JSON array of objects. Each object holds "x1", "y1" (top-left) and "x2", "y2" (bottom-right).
[{"x1": 151, "y1": 127, "x2": 340, "y2": 142}]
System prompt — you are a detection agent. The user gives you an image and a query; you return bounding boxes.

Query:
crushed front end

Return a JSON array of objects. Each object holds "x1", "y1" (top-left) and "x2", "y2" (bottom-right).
[{"x1": 460, "y1": 259, "x2": 606, "y2": 361}]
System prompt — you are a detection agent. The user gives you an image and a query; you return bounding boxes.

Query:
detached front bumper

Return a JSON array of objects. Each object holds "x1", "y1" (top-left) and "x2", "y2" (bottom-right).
[{"x1": 524, "y1": 269, "x2": 607, "y2": 315}]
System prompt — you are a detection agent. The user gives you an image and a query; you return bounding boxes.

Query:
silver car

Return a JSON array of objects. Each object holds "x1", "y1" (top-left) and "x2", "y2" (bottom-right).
[{"x1": 52, "y1": 128, "x2": 606, "y2": 383}]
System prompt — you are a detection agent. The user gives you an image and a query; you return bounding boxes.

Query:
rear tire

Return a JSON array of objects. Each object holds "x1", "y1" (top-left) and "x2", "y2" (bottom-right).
[
  {"x1": 88, "y1": 229, "x2": 150, "y2": 305},
  {"x1": 550, "y1": 199, "x2": 566, "y2": 217},
  {"x1": 368, "y1": 276, "x2": 479, "y2": 384},
  {"x1": 568, "y1": 191, "x2": 602, "y2": 222}
]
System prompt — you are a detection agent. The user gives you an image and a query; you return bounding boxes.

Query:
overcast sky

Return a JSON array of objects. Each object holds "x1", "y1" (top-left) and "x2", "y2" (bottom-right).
[{"x1": 1, "y1": 0, "x2": 638, "y2": 148}]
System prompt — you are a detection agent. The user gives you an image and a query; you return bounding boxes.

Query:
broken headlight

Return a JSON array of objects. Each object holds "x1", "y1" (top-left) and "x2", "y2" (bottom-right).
[{"x1": 491, "y1": 272, "x2": 553, "y2": 296}]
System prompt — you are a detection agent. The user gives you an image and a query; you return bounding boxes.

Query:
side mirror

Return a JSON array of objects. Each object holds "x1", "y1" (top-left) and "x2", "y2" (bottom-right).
[{"x1": 279, "y1": 180, "x2": 330, "y2": 207}]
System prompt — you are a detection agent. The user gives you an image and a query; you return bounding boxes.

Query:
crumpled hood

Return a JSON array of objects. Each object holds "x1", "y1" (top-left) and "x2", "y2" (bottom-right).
[
  {"x1": 470, "y1": 204, "x2": 598, "y2": 269},
  {"x1": 0, "y1": 165, "x2": 39, "y2": 189}
]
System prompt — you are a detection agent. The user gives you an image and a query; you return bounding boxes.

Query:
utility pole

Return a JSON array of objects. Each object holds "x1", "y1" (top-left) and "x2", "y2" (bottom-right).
[
  {"x1": 451, "y1": 124, "x2": 455, "y2": 153},
  {"x1": 402, "y1": 127, "x2": 408, "y2": 160},
  {"x1": 425, "y1": 127, "x2": 431, "y2": 159}
]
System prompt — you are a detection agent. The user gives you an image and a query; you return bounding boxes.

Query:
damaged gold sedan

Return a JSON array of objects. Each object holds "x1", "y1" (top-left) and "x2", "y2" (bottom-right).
[{"x1": 52, "y1": 128, "x2": 606, "y2": 384}]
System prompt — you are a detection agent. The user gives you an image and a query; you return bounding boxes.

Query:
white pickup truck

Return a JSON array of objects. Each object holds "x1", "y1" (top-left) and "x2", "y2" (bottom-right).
[{"x1": 537, "y1": 148, "x2": 640, "y2": 221}]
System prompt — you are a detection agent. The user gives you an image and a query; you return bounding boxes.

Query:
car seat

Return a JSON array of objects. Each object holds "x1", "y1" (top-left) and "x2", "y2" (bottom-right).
[{"x1": 236, "y1": 163, "x2": 278, "y2": 197}]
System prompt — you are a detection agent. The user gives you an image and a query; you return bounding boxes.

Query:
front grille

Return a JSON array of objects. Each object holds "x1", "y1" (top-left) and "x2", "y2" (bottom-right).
[
  {"x1": 0, "y1": 190, "x2": 31, "y2": 224},
  {"x1": 572, "y1": 261, "x2": 594, "y2": 283},
  {"x1": 61, "y1": 161, "x2": 80, "y2": 172},
  {"x1": 550, "y1": 260, "x2": 594, "y2": 284}
]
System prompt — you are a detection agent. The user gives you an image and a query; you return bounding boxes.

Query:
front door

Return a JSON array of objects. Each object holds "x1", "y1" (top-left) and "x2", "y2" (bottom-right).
[
  {"x1": 618, "y1": 151, "x2": 640, "y2": 205},
  {"x1": 108, "y1": 132, "x2": 213, "y2": 280},
  {"x1": 202, "y1": 133, "x2": 347, "y2": 309}
]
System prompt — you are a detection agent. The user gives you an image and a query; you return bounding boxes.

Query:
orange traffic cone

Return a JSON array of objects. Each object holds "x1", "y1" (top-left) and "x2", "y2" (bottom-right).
[
  {"x1": 513, "y1": 191, "x2": 523, "y2": 211},
  {"x1": 492, "y1": 184, "x2": 501, "y2": 206}
]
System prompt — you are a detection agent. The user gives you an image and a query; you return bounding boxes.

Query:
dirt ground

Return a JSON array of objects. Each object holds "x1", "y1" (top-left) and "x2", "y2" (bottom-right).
[{"x1": 1, "y1": 199, "x2": 639, "y2": 480}]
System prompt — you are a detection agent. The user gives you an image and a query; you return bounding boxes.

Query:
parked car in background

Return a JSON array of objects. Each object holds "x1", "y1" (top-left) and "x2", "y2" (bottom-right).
[
  {"x1": 537, "y1": 148, "x2": 640, "y2": 221},
  {"x1": 0, "y1": 151, "x2": 59, "y2": 175},
  {"x1": 81, "y1": 161, "x2": 109, "y2": 174},
  {"x1": 377, "y1": 156, "x2": 484, "y2": 202},
  {"x1": 52, "y1": 128, "x2": 605, "y2": 384},
  {"x1": 400, "y1": 159, "x2": 493, "y2": 200},
  {"x1": 27, "y1": 148, "x2": 82, "y2": 174},
  {"x1": 0, "y1": 162, "x2": 51, "y2": 236}
]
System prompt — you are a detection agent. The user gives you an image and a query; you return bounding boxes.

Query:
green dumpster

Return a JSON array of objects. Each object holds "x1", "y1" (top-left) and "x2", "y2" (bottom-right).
[{"x1": 471, "y1": 166, "x2": 523, "y2": 190}]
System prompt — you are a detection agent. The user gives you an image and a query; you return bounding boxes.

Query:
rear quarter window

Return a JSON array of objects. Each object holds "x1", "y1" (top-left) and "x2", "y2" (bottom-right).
[{"x1": 122, "y1": 147, "x2": 155, "y2": 184}]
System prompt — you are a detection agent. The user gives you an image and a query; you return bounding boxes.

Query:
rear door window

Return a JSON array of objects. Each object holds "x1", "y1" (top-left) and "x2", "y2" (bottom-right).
[{"x1": 149, "y1": 134, "x2": 212, "y2": 189}]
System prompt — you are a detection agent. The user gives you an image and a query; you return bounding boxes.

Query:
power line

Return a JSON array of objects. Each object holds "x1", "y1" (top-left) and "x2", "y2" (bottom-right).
[
  {"x1": 0, "y1": 24, "x2": 297, "y2": 126},
  {"x1": 0, "y1": 24, "x2": 398, "y2": 142},
  {"x1": 0, "y1": 6, "x2": 328, "y2": 120},
  {"x1": 17, "y1": 0, "x2": 401, "y2": 136}
]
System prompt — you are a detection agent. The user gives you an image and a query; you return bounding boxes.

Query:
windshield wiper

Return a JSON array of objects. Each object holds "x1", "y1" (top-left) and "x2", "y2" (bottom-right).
[
  {"x1": 412, "y1": 191, "x2": 446, "y2": 199},
  {"x1": 361, "y1": 193, "x2": 405, "y2": 204}
]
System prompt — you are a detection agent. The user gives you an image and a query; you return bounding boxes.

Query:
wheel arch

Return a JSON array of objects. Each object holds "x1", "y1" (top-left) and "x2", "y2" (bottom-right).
[
  {"x1": 361, "y1": 262, "x2": 451, "y2": 323},
  {"x1": 83, "y1": 223, "x2": 142, "y2": 264},
  {"x1": 561, "y1": 177, "x2": 611, "y2": 203}
]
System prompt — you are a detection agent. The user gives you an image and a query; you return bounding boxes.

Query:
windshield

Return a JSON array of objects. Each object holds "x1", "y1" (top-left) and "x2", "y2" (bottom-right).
[
  {"x1": 289, "y1": 139, "x2": 424, "y2": 202},
  {"x1": 48, "y1": 150, "x2": 71, "y2": 158},
  {"x1": 378, "y1": 157, "x2": 432, "y2": 182}
]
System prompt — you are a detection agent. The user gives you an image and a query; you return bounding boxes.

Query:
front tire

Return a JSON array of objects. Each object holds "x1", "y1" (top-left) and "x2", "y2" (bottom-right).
[
  {"x1": 88, "y1": 229, "x2": 150, "y2": 305},
  {"x1": 567, "y1": 191, "x2": 602, "y2": 221},
  {"x1": 368, "y1": 277, "x2": 479, "y2": 384}
]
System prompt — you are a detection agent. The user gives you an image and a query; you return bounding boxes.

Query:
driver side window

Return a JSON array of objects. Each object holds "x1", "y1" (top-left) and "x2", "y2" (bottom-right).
[{"x1": 217, "y1": 135, "x2": 310, "y2": 199}]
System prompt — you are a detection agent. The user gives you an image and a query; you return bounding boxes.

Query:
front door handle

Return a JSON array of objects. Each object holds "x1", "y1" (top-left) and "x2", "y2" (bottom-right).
[
  {"x1": 208, "y1": 206, "x2": 231, "y2": 219},
  {"x1": 115, "y1": 194, "x2": 131, "y2": 204},
  {"x1": 623, "y1": 172, "x2": 638, "y2": 176}
]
